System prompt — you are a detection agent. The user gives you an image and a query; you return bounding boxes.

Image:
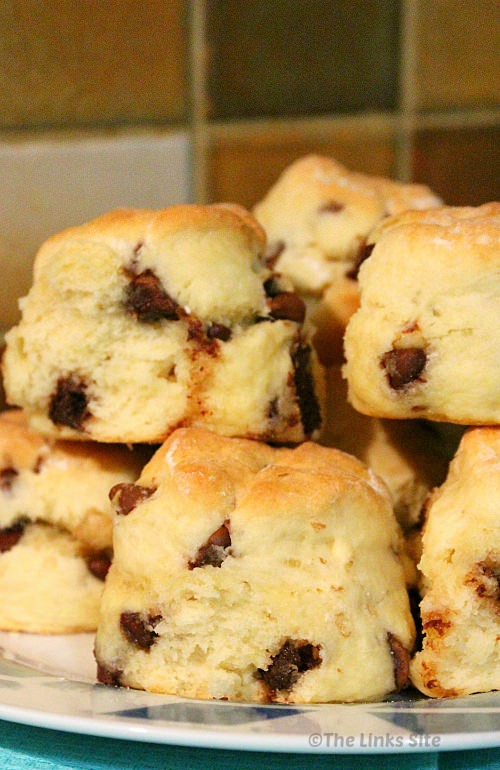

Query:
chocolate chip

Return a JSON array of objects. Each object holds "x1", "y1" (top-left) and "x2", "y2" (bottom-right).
[
  {"x1": 0, "y1": 520, "x2": 27, "y2": 553},
  {"x1": 466, "y1": 561, "x2": 500, "y2": 601},
  {"x1": 109, "y1": 483, "x2": 156, "y2": 516},
  {"x1": 408, "y1": 588, "x2": 423, "y2": 652},
  {"x1": 189, "y1": 522, "x2": 231, "y2": 569},
  {"x1": 207, "y1": 323, "x2": 232, "y2": 342},
  {"x1": 49, "y1": 375, "x2": 90, "y2": 430},
  {"x1": 387, "y1": 632, "x2": 410, "y2": 691},
  {"x1": 120, "y1": 611, "x2": 161, "y2": 650},
  {"x1": 263, "y1": 278, "x2": 281, "y2": 297},
  {"x1": 124, "y1": 269, "x2": 181, "y2": 322},
  {"x1": 257, "y1": 640, "x2": 321, "y2": 694},
  {"x1": 133, "y1": 241, "x2": 144, "y2": 259},
  {"x1": 477, "y1": 566, "x2": 500, "y2": 600},
  {"x1": 346, "y1": 242, "x2": 375, "y2": 280},
  {"x1": 422, "y1": 614, "x2": 451, "y2": 637},
  {"x1": 381, "y1": 347, "x2": 427, "y2": 390},
  {"x1": 96, "y1": 662, "x2": 123, "y2": 686},
  {"x1": 291, "y1": 342, "x2": 322, "y2": 436},
  {"x1": 264, "y1": 278, "x2": 306, "y2": 325},
  {"x1": 33, "y1": 456, "x2": 44, "y2": 474},
  {"x1": 186, "y1": 319, "x2": 222, "y2": 356},
  {"x1": 86, "y1": 550, "x2": 112, "y2": 581},
  {"x1": 264, "y1": 240, "x2": 286, "y2": 269},
  {"x1": 0, "y1": 467, "x2": 18, "y2": 492},
  {"x1": 268, "y1": 292, "x2": 306, "y2": 324},
  {"x1": 187, "y1": 318, "x2": 207, "y2": 342},
  {"x1": 267, "y1": 397, "x2": 279, "y2": 420},
  {"x1": 318, "y1": 200, "x2": 345, "y2": 214}
]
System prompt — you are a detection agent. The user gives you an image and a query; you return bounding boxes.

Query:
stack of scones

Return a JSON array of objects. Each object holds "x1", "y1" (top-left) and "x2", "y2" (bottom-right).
[{"x1": 0, "y1": 158, "x2": 498, "y2": 703}]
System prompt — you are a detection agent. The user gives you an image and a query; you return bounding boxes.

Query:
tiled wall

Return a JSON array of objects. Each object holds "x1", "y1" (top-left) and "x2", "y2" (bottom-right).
[{"x1": 0, "y1": 0, "x2": 499, "y2": 325}]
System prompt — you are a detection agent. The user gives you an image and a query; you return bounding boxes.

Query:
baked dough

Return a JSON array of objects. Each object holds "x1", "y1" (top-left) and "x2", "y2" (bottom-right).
[
  {"x1": 0, "y1": 409, "x2": 146, "y2": 632},
  {"x1": 3, "y1": 205, "x2": 322, "y2": 444},
  {"x1": 344, "y1": 203, "x2": 500, "y2": 424},
  {"x1": 95, "y1": 427, "x2": 414, "y2": 703},
  {"x1": 320, "y1": 366, "x2": 464, "y2": 531},
  {"x1": 410, "y1": 427, "x2": 500, "y2": 697},
  {"x1": 0, "y1": 522, "x2": 107, "y2": 633},
  {"x1": 253, "y1": 155, "x2": 442, "y2": 363}
]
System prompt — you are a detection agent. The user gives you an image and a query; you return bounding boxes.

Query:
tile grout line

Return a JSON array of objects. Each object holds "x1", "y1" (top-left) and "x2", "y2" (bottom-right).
[
  {"x1": 190, "y1": 1, "x2": 498, "y2": 198},
  {"x1": 203, "y1": 108, "x2": 500, "y2": 142},
  {"x1": 396, "y1": 0, "x2": 419, "y2": 181},
  {"x1": 188, "y1": 0, "x2": 209, "y2": 203}
]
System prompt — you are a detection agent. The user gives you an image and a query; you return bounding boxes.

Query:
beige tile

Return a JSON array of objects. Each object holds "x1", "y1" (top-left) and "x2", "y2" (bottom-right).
[
  {"x1": 413, "y1": 127, "x2": 500, "y2": 205},
  {"x1": 208, "y1": 129, "x2": 396, "y2": 208},
  {"x1": 0, "y1": 0, "x2": 187, "y2": 128},
  {"x1": 416, "y1": 0, "x2": 500, "y2": 109},
  {"x1": 0, "y1": 129, "x2": 190, "y2": 329}
]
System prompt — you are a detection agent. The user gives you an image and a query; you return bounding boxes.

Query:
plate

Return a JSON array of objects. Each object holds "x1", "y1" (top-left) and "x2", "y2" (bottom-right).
[{"x1": 0, "y1": 632, "x2": 499, "y2": 754}]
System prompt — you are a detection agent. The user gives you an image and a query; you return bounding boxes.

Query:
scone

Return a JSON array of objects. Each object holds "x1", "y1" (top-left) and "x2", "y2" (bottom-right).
[
  {"x1": 2, "y1": 205, "x2": 322, "y2": 444},
  {"x1": 0, "y1": 522, "x2": 109, "y2": 633},
  {"x1": 344, "y1": 203, "x2": 500, "y2": 424},
  {"x1": 410, "y1": 427, "x2": 500, "y2": 697},
  {"x1": 0, "y1": 409, "x2": 146, "y2": 632},
  {"x1": 95, "y1": 428, "x2": 415, "y2": 703},
  {"x1": 253, "y1": 155, "x2": 442, "y2": 364},
  {"x1": 320, "y1": 367, "x2": 464, "y2": 531}
]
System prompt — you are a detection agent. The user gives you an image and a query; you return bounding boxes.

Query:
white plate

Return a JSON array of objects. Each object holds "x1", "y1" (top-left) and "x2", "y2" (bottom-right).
[{"x1": 0, "y1": 632, "x2": 499, "y2": 754}]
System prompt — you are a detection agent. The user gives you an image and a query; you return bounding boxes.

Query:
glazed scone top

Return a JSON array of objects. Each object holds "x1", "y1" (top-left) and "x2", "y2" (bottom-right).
[
  {"x1": 366, "y1": 200, "x2": 500, "y2": 248},
  {"x1": 253, "y1": 154, "x2": 442, "y2": 293},
  {"x1": 110, "y1": 427, "x2": 394, "y2": 581},
  {"x1": 31, "y1": 204, "x2": 268, "y2": 325},
  {"x1": 343, "y1": 202, "x2": 500, "y2": 424},
  {"x1": 130, "y1": 425, "x2": 391, "y2": 512}
]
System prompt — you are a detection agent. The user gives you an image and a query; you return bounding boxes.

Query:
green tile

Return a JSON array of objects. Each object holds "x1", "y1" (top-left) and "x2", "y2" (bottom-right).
[{"x1": 207, "y1": 0, "x2": 400, "y2": 119}]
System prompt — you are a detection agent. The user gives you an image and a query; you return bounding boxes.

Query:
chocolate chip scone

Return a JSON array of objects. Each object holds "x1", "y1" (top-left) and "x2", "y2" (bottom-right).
[
  {"x1": 0, "y1": 409, "x2": 146, "y2": 632},
  {"x1": 320, "y1": 366, "x2": 464, "y2": 595},
  {"x1": 253, "y1": 154, "x2": 442, "y2": 364},
  {"x1": 410, "y1": 427, "x2": 500, "y2": 697},
  {"x1": 344, "y1": 203, "x2": 500, "y2": 424},
  {"x1": 95, "y1": 428, "x2": 414, "y2": 703},
  {"x1": 321, "y1": 367, "x2": 464, "y2": 532},
  {"x1": 2, "y1": 205, "x2": 322, "y2": 444}
]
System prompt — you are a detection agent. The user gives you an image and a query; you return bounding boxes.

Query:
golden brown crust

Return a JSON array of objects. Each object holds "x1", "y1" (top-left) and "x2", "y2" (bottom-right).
[
  {"x1": 34, "y1": 203, "x2": 267, "y2": 278},
  {"x1": 367, "y1": 201, "x2": 500, "y2": 248},
  {"x1": 0, "y1": 409, "x2": 46, "y2": 471},
  {"x1": 141, "y1": 426, "x2": 390, "y2": 506}
]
